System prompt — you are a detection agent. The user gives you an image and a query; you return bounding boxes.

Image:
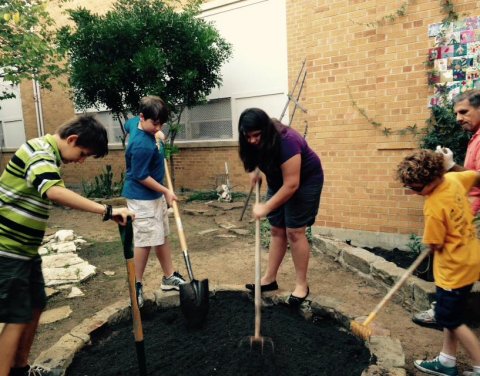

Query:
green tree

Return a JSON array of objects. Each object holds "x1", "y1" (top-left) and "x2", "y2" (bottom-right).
[
  {"x1": 0, "y1": 0, "x2": 65, "y2": 101},
  {"x1": 57, "y1": 0, "x2": 232, "y2": 184}
]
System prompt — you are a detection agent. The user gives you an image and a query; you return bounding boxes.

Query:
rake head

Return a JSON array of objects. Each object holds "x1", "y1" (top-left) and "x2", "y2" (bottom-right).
[
  {"x1": 350, "y1": 321, "x2": 372, "y2": 341},
  {"x1": 239, "y1": 335, "x2": 275, "y2": 355}
]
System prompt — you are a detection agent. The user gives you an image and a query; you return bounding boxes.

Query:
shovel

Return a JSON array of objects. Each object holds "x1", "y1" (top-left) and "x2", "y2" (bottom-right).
[
  {"x1": 118, "y1": 218, "x2": 147, "y2": 376},
  {"x1": 164, "y1": 159, "x2": 209, "y2": 328},
  {"x1": 240, "y1": 181, "x2": 274, "y2": 353}
]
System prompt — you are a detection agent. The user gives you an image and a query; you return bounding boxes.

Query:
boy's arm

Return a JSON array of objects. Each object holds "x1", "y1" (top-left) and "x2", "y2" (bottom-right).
[
  {"x1": 46, "y1": 185, "x2": 134, "y2": 225},
  {"x1": 473, "y1": 172, "x2": 480, "y2": 188},
  {"x1": 139, "y1": 176, "x2": 177, "y2": 206},
  {"x1": 428, "y1": 244, "x2": 442, "y2": 253}
]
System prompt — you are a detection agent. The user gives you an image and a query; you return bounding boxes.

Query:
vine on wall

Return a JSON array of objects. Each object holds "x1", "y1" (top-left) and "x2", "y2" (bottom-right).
[{"x1": 349, "y1": 0, "x2": 461, "y2": 142}]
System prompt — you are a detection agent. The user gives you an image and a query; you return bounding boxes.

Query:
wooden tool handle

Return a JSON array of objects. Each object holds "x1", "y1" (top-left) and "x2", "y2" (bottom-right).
[
  {"x1": 254, "y1": 181, "x2": 261, "y2": 338},
  {"x1": 164, "y1": 159, "x2": 194, "y2": 281},
  {"x1": 363, "y1": 248, "x2": 431, "y2": 327}
]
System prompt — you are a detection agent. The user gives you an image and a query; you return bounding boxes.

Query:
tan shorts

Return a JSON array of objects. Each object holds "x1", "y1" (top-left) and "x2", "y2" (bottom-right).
[{"x1": 127, "y1": 197, "x2": 170, "y2": 247}]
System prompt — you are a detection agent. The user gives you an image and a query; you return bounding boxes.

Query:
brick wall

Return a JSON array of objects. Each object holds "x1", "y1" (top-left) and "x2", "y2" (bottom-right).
[
  {"x1": 12, "y1": 0, "x2": 473, "y2": 246},
  {"x1": 284, "y1": 0, "x2": 477, "y2": 244}
]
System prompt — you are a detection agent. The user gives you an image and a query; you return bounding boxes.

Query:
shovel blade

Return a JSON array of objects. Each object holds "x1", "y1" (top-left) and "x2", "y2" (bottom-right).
[{"x1": 180, "y1": 279, "x2": 209, "y2": 328}]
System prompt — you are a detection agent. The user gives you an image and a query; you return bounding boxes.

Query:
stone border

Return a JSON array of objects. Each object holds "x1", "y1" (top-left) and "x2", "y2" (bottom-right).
[
  {"x1": 312, "y1": 235, "x2": 435, "y2": 311},
  {"x1": 312, "y1": 235, "x2": 480, "y2": 313},
  {"x1": 34, "y1": 284, "x2": 406, "y2": 376}
]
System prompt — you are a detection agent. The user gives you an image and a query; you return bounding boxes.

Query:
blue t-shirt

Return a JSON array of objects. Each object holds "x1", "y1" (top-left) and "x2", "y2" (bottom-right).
[
  {"x1": 259, "y1": 127, "x2": 323, "y2": 191},
  {"x1": 122, "y1": 117, "x2": 165, "y2": 200}
]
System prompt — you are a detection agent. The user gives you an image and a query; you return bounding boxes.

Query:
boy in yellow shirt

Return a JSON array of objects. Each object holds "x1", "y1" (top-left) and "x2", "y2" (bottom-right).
[{"x1": 396, "y1": 149, "x2": 480, "y2": 376}]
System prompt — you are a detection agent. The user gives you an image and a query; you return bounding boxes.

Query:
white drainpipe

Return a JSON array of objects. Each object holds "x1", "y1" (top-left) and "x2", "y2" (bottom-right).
[{"x1": 32, "y1": 79, "x2": 45, "y2": 136}]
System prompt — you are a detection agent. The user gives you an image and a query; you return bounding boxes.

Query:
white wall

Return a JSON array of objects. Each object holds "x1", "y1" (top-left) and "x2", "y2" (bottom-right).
[{"x1": 201, "y1": 0, "x2": 289, "y2": 138}]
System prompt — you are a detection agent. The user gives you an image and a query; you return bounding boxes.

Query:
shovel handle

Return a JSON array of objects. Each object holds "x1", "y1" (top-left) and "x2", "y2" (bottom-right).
[
  {"x1": 164, "y1": 159, "x2": 195, "y2": 281},
  {"x1": 239, "y1": 185, "x2": 254, "y2": 221},
  {"x1": 239, "y1": 169, "x2": 260, "y2": 221}
]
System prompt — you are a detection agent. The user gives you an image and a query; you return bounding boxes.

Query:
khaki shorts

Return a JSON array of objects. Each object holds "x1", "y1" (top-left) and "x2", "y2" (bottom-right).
[{"x1": 127, "y1": 197, "x2": 170, "y2": 247}]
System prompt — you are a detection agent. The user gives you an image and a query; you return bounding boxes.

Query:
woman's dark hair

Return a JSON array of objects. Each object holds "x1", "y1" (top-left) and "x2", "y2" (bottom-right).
[{"x1": 238, "y1": 108, "x2": 284, "y2": 172}]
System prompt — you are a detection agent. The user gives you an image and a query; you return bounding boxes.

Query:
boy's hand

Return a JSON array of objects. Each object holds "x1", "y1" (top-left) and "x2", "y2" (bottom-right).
[
  {"x1": 111, "y1": 207, "x2": 135, "y2": 225},
  {"x1": 435, "y1": 145, "x2": 455, "y2": 171},
  {"x1": 165, "y1": 190, "x2": 177, "y2": 207}
]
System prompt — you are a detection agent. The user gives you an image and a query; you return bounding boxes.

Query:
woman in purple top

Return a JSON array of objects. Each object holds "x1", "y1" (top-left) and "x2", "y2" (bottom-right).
[{"x1": 239, "y1": 108, "x2": 323, "y2": 306}]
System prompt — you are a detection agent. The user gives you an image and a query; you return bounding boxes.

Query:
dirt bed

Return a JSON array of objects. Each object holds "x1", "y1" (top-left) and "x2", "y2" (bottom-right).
[
  {"x1": 67, "y1": 292, "x2": 371, "y2": 376},
  {"x1": 32, "y1": 200, "x2": 480, "y2": 375}
]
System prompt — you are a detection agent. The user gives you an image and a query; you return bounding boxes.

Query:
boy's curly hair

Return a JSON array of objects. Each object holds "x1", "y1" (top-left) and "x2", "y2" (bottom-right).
[{"x1": 396, "y1": 149, "x2": 445, "y2": 186}]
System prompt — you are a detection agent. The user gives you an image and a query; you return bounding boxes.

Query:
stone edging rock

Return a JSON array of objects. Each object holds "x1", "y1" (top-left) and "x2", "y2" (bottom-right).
[
  {"x1": 312, "y1": 235, "x2": 435, "y2": 312},
  {"x1": 34, "y1": 284, "x2": 406, "y2": 375}
]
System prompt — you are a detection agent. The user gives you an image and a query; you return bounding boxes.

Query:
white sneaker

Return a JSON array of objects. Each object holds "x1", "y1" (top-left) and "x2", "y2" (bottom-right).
[
  {"x1": 161, "y1": 271, "x2": 186, "y2": 291},
  {"x1": 412, "y1": 302, "x2": 441, "y2": 329}
]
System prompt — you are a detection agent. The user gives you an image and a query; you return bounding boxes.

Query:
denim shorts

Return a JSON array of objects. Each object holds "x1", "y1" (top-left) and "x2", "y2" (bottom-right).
[
  {"x1": 435, "y1": 284, "x2": 473, "y2": 329},
  {"x1": 127, "y1": 196, "x2": 170, "y2": 247},
  {"x1": 267, "y1": 181, "x2": 323, "y2": 229},
  {"x1": 0, "y1": 256, "x2": 46, "y2": 323}
]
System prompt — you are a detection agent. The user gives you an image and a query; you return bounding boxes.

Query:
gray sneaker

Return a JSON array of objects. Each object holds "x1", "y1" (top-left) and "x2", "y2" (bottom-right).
[
  {"x1": 161, "y1": 271, "x2": 186, "y2": 291},
  {"x1": 27, "y1": 365, "x2": 51, "y2": 376},
  {"x1": 135, "y1": 281, "x2": 144, "y2": 308},
  {"x1": 412, "y1": 302, "x2": 442, "y2": 330}
]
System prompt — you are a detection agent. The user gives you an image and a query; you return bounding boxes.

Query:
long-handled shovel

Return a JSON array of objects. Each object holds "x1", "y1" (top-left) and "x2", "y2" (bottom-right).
[
  {"x1": 351, "y1": 248, "x2": 431, "y2": 340},
  {"x1": 240, "y1": 181, "x2": 274, "y2": 353},
  {"x1": 118, "y1": 219, "x2": 147, "y2": 376},
  {"x1": 164, "y1": 159, "x2": 209, "y2": 328}
]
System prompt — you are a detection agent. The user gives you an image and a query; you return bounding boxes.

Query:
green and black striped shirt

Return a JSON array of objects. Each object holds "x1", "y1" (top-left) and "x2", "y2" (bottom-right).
[{"x1": 0, "y1": 134, "x2": 64, "y2": 259}]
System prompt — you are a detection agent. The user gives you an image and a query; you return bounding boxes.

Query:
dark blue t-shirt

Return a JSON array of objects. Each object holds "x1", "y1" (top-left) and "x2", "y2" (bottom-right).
[{"x1": 122, "y1": 118, "x2": 165, "y2": 200}]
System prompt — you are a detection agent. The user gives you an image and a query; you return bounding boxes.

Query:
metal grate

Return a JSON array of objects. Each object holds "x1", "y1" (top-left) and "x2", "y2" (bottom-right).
[{"x1": 174, "y1": 98, "x2": 233, "y2": 141}]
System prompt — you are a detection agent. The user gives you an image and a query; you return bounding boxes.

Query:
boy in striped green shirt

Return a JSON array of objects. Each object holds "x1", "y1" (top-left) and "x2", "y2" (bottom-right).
[{"x1": 0, "y1": 114, "x2": 134, "y2": 376}]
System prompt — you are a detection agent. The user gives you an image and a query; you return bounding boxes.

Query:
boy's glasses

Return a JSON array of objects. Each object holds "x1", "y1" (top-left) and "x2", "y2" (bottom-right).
[{"x1": 404, "y1": 184, "x2": 425, "y2": 192}]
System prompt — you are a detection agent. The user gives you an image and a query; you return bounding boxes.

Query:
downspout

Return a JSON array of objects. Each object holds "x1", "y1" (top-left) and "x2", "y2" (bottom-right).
[{"x1": 32, "y1": 79, "x2": 45, "y2": 136}]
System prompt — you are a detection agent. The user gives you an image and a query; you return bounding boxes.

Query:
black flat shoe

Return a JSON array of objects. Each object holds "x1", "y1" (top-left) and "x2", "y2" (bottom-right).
[
  {"x1": 245, "y1": 281, "x2": 278, "y2": 292},
  {"x1": 287, "y1": 287, "x2": 310, "y2": 306}
]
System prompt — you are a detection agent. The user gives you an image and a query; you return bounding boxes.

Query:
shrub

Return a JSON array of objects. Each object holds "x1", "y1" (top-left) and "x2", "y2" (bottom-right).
[{"x1": 82, "y1": 165, "x2": 124, "y2": 198}]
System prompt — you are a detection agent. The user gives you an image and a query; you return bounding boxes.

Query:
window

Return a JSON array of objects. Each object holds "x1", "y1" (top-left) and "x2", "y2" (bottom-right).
[
  {"x1": 173, "y1": 98, "x2": 233, "y2": 141},
  {"x1": 92, "y1": 111, "x2": 124, "y2": 146},
  {"x1": 0, "y1": 79, "x2": 26, "y2": 149}
]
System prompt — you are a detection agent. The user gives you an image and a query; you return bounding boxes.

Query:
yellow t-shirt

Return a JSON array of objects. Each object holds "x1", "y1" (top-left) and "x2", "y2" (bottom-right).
[{"x1": 423, "y1": 171, "x2": 480, "y2": 289}]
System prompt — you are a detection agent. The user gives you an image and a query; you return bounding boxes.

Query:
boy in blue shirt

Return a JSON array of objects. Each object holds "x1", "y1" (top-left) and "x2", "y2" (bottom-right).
[{"x1": 122, "y1": 96, "x2": 185, "y2": 307}]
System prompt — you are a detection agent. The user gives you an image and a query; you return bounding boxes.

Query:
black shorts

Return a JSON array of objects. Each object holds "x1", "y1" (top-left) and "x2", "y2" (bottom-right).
[
  {"x1": 434, "y1": 284, "x2": 472, "y2": 329},
  {"x1": 0, "y1": 256, "x2": 46, "y2": 324},
  {"x1": 267, "y1": 182, "x2": 323, "y2": 229}
]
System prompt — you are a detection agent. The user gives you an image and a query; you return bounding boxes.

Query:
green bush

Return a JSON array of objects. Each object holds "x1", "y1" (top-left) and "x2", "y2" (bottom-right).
[
  {"x1": 420, "y1": 104, "x2": 470, "y2": 164},
  {"x1": 82, "y1": 165, "x2": 124, "y2": 198},
  {"x1": 406, "y1": 233, "x2": 425, "y2": 256}
]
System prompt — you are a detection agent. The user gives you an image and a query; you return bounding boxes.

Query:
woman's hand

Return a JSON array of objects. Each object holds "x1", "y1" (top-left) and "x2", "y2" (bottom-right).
[
  {"x1": 112, "y1": 207, "x2": 135, "y2": 225},
  {"x1": 253, "y1": 202, "x2": 269, "y2": 219},
  {"x1": 249, "y1": 169, "x2": 262, "y2": 188}
]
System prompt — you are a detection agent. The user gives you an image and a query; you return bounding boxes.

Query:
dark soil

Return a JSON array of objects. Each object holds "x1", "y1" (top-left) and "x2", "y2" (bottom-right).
[
  {"x1": 67, "y1": 292, "x2": 372, "y2": 376},
  {"x1": 363, "y1": 246, "x2": 434, "y2": 282}
]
